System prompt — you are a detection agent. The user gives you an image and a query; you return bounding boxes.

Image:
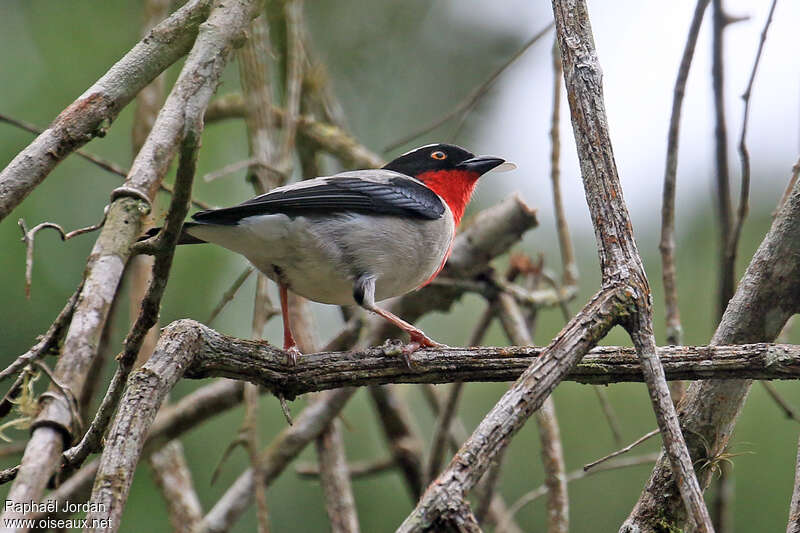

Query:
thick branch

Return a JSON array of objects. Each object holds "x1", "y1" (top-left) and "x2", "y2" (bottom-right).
[
  {"x1": 397, "y1": 286, "x2": 623, "y2": 531},
  {"x1": 623, "y1": 169, "x2": 800, "y2": 529},
  {"x1": 172, "y1": 321, "x2": 800, "y2": 391},
  {"x1": 552, "y1": 1, "x2": 712, "y2": 529},
  {"x1": 85, "y1": 322, "x2": 205, "y2": 532}
]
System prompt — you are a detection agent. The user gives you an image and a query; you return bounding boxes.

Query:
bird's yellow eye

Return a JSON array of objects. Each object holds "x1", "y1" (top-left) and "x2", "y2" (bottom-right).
[{"x1": 431, "y1": 150, "x2": 447, "y2": 160}]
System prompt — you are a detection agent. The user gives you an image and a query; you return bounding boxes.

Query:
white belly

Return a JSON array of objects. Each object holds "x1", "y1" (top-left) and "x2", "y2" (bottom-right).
[{"x1": 186, "y1": 211, "x2": 454, "y2": 305}]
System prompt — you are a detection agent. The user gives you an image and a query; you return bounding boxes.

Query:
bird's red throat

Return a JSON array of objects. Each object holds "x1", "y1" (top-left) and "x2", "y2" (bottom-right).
[{"x1": 416, "y1": 169, "x2": 480, "y2": 226}]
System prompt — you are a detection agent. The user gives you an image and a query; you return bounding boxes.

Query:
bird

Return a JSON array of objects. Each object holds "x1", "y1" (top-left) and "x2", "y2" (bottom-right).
[{"x1": 150, "y1": 143, "x2": 513, "y2": 365}]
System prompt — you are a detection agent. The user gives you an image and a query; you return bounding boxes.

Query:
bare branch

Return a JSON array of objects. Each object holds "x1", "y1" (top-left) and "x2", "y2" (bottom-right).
[
  {"x1": 584, "y1": 429, "x2": 659, "y2": 471},
  {"x1": 296, "y1": 456, "x2": 395, "y2": 479},
  {"x1": 2, "y1": 1, "x2": 262, "y2": 525},
  {"x1": 64, "y1": 116, "x2": 201, "y2": 472},
  {"x1": 384, "y1": 23, "x2": 553, "y2": 152},
  {"x1": 660, "y1": 0, "x2": 710, "y2": 346},
  {"x1": 27, "y1": 380, "x2": 245, "y2": 525},
  {"x1": 731, "y1": 0, "x2": 778, "y2": 279},
  {"x1": 277, "y1": 0, "x2": 303, "y2": 172},
  {"x1": 549, "y1": 38, "x2": 577, "y2": 286},
  {"x1": 711, "y1": 0, "x2": 736, "y2": 318},
  {"x1": 592, "y1": 386, "x2": 623, "y2": 447},
  {"x1": 497, "y1": 453, "x2": 659, "y2": 533},
  {"x1": 316, "y1": 419, "x2": 361, "y2": 533},
  {"x1": 204, "y1": 94, "x2": 385, "y2": 169},
  {"x1": 198, "y1": 387, "x2": 355, "y2": 533},
  {"x1": 788, "y1": 434, "x2": 800, "y2": 533},
  {"x1": 0, "y1": 0, "x2": 214, "y2": 221},
  {"x1": 0, "y1": 114, "x2": 211, "y2": 211},
  {"x1": 84, "y1": 322, "x2": 205, "y2": 532},
  {"x1": 18, "y1": 215, "x2": 106, "y2": 298},
  {"x1": 761, "y1": 381, "x2": 800, "y2": 423},
  {"x1": 397, "y1": 1, "x2": 713, "y2": 528},
  {"x1": 496, "y1": 292, "x2": 568, "y2": 532},
  {"x1": 206, "y1": 266, "x2": 256, "y2": 326},
  {"x1": 0, "y1": 283, "x2": 82, "y2": 383},
  {"x1": 623, "y1": 168, "x2": 800, "y2": 530},
  {"x1": 149, "y1": 440, "x2": 204, "y2": 533}
]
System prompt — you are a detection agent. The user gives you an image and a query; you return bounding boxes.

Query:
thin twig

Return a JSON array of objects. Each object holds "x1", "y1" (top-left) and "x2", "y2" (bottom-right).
[
  {"x1": 245, "y1": 383, "x2": 270, "y2": 533},
  {"x1": 0, "y1": 112, "x2": 210, "y2": 211},
  {"x1": 64, "y1": 124, "x2": 201, "y2": 471},
  {"x1": 549, "y1": 38, "x2": 577, "y2": 286},
  {"x1": 203, "y1": 95, "x2": 384, "y2": 169},
  {"x1": 497, "y1": 453, "x2": 659, "y2": 533},
  {"x1": 660, "y1": 0, "x2": 710, "y2": 346},
  {"x1": 18, "y1": 215, "x2": 106, "y2": 298},
  {"x1": 496, "y1": 292, "x2": 568, "y2": 533},
  {"x1": 583, "y1": 429, "x2": 659, "y2": 471},
  {"x1": 295, "y1": 456, "x2": 396, "y2": 479},
  {"x1": 592, "y1": 386, "x2": 623, "y2": 447},
  {"x1": 203, "y1": 157, "x2": 257, "y2": 182},
  {"x1": 0, "y1": 282, "x2": 83, "y2": 383},
  {"x1": 424, "y1": 382, "x2": 463, "y2": 485},
  {"x1": 198, "y1": 387, "x2": 356, "y2": 533},
  {"x1": 0, "y1": 0, "x2": 214, "y2": 223},
  {"x1": 761, "y1": 381, "x2": 800, "y2": 423},
  {"x1": 712, "y1": 0, "x2": 736, "y2": 319},
  {"x1": 384, "y1": 23, "x2": 554, "y2": 152},
  {"x1": 316, "y1": 419, "x2": 361, "y2": 533},
  {"x1": 732, "y1": 0, "x2": 779, "y2": 263}
]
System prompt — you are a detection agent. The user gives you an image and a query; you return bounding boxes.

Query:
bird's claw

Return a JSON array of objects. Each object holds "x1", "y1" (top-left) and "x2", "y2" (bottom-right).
[
  {"x1": 401, "y1": 332, "x2": 446, "y2": 369},
  {"x1": 285, "y1": 345, "x2": 302, "y2": 366}
]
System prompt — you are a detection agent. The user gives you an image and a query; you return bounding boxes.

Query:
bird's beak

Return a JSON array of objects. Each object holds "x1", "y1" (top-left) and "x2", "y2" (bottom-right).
[{"x1": 457, "y1": 156, "x2": 516, "y2": 175}]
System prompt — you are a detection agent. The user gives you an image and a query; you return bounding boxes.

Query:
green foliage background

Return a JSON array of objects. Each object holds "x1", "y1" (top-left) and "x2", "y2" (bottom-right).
[{"x1": 1, "y1": 1, "x2": 798, "y2": 531}]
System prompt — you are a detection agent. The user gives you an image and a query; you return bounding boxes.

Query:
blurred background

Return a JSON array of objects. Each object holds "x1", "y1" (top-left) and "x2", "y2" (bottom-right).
[{"x1": 1, "y1": 0, "x2": 800, "y2": 531}]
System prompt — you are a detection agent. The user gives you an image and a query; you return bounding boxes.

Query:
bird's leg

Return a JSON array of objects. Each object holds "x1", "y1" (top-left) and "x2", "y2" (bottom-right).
[
  {"x1": 354, "y1": 275, "x2": 443, "y2": 367},
  {"x1": 279, "y1": 283, "x2": 301, "y2": 366}
]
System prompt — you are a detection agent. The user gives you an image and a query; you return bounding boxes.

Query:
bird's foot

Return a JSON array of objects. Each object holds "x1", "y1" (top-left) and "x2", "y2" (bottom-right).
[
  {"x1": 400, "y1": 331, "x2": 446, "y2": 369},
  {"x1": 285, "y1": 344, "x2": 302, "y2": 366}
]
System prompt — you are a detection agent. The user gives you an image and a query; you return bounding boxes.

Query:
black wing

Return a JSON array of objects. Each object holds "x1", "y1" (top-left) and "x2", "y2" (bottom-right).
[{"x1": 192, "y1": 175, "x2": 445, "y2": 225}]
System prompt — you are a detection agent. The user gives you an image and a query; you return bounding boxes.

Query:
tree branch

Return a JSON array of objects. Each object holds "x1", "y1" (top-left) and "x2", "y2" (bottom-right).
[
  {"x1": 18, "y1": 2, "x2": 266, "y2": 531},
  {"x1": 204, "y1": 93, "x2": 384, "y2": 169},
  {"x1": 0, "y1": 0, "x2": 214, "y2": 221},
  {"x1": 788, "y1": 434, "x2": 800, "y2": 533},
  {"x1": 623, "y1": 166, "x2": 800, "y2": 529},
  {"x1": 167, "y1": 322, "x2": 800, "y2": 391},
  {"x1": 660, "y1": 0, "x2": 710, "y2": 346},
  {"x1": 316, "y1": 419, "x2": 361, "y2": 533},
  {"x1": 197, "y1": 387, "x2": 355, "y2": 533},
  {"x1": 397, "y1": 1, "x2": 713, "y2": 528}
]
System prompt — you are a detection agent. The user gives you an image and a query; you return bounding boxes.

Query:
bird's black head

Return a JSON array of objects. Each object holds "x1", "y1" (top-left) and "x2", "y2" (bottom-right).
[{"x1": 382, "y1": 143, "x2": 505, "y2": 178}]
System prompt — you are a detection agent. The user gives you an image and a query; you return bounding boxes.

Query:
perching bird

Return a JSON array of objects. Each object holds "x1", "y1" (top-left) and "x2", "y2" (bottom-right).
[{"x1": 154, "y1": 143, "x2": 513, "y2": 364}]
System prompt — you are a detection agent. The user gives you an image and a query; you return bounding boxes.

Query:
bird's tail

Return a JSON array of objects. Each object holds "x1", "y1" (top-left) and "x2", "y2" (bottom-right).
[{"x1": 138, "y1": 222, "x2": 207, "y2": 244}]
